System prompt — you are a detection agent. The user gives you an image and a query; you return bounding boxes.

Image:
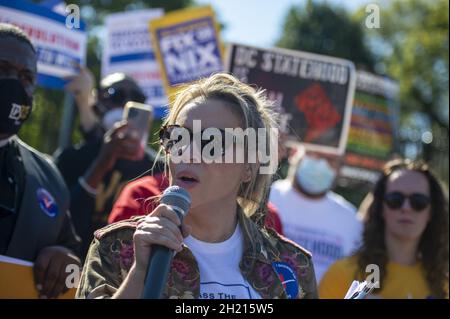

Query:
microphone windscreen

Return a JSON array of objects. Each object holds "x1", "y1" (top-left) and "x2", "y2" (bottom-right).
[{"x1": 160, "y1": 186, "x2": 191, "y2": 219}]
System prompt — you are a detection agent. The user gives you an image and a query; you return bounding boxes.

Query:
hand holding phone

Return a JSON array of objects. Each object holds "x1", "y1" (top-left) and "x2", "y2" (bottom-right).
[{"x1": 123, "y1": 101, "x2": 153, "y2": 161}]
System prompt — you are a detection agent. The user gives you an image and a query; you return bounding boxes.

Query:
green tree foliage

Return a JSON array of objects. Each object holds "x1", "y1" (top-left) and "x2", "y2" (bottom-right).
[
  {"x1": 276, "y1": 0, "x2": 375, "y2": 70},
  {"x1": 355, "y1": 0, "x2": 448, "y2": 131},
  {"x1": 354, "y1": 0, "x2": 449, "y2": 182}
]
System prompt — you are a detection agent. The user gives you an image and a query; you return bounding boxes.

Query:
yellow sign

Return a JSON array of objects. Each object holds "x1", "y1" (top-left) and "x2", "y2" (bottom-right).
[
  {"x1": 0, "y1": 255, "x2": 76, "y2": 299},
  {"x1": 149, "y1": 6, "x2": 225, "y2": 102}
]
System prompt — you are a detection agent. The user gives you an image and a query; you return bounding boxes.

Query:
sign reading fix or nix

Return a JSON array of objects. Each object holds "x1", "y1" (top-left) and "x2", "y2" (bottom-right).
[{"x1": 149, "y1": 6, "x2": 224, "y2": 100}]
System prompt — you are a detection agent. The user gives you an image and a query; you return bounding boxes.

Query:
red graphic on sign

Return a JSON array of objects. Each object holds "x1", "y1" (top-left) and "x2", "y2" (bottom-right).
[{"x1": 295, "y1": 83, "x2": 341, "y2": 142}]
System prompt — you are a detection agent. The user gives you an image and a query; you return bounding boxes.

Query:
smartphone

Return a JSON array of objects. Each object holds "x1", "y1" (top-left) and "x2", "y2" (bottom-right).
[{"x1": 123, "y1": 101, "x2": 153, "y2": 161}]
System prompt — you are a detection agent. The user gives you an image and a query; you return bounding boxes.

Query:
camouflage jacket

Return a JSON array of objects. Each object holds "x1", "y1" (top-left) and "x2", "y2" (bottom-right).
[{"x1": 76, "y1": 209, "x2": 318, "y2": 299}]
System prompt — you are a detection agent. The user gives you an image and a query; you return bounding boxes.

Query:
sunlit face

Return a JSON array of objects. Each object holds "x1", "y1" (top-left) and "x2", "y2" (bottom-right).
[
  {"x1": 168, "y1": 99, "x2": 249, "y2": 212},
  {"x1": 383, "y1": 169, "x2": 432, "y2": 242}
]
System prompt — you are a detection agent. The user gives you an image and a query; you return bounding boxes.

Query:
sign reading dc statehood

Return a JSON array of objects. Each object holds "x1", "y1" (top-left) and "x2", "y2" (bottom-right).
[
  {"x1": 102, "y1": 9, "x2": 167, "y2": 119},
  {"x1": 0, "y1": 0, "x2": 87, "y2": 89},
  {"x1": 149, "y1": 6, "x2": 224, "y2": 98},
  {"x1": 226, "y1": 43, "x2": 356, "y2": 155}
]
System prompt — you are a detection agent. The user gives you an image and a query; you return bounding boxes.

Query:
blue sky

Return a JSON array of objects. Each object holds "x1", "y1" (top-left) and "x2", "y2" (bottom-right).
[{"x1": 196, "y1": 0, "x2": 373, "y2": 47}]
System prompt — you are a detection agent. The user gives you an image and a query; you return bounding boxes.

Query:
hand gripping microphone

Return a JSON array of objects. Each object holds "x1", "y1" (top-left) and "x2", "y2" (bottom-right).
[{"x1": 141, "y1": 186, "x2": 191, "y2": 299}]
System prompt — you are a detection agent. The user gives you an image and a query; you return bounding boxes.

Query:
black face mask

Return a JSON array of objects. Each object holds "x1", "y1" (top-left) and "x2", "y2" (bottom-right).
[{"x1": 0, "y1": 79, "x2": 33, "y2": 135}]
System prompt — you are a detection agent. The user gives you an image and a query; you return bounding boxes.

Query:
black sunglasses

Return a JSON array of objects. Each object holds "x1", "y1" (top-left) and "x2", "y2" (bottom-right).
[
  {"x1": 384, "y1": 192, "x2": 431, "y2": 211},
  {"x1": 159, "y1": 124, "x2": 240, "y2": 158},
  {"x1": 102, "y1": 86, "x2": 146, "y2": 105}
]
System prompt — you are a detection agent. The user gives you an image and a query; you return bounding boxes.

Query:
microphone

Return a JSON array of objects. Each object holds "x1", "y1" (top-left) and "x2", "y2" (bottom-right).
[{"x1": 141, "y1": 186, "x2": 191, "y2": 299}]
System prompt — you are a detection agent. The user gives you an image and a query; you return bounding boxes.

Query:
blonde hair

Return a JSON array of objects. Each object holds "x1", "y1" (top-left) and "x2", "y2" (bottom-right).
[{"x1": 157, "y1": 73, "x2": 279, "y2": 224}]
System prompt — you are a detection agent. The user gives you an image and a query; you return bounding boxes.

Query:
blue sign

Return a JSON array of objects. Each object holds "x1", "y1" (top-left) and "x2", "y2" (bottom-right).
[
  {"x1": 102, "y1": 9, "x2": 167, "y2": 119},
  {"x1": 0, "y1": 0, "x2": 87, "y2": 89},
  {"x1": 156, "y1": 17, "x2": 223, "y2": 86}
]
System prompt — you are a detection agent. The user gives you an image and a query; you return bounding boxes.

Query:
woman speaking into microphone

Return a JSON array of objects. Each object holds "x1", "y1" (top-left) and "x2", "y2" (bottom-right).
[{"x1": 76, "y1": 73, "x2": 318, "y2": 299}]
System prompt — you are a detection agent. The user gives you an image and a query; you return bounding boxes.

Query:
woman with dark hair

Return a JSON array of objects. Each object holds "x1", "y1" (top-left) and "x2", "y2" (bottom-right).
[{"x1": 319, "y1": 159, "x2": 449, "y2": 299}]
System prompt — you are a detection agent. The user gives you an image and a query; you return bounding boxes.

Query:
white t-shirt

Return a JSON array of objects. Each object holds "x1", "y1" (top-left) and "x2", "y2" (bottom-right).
[
  {"x1": 184, "y1": 223, "x2": 262, "y2": 299},
  {"x1": 269, "y1": 179, "x2": 362, "y2": 284}
]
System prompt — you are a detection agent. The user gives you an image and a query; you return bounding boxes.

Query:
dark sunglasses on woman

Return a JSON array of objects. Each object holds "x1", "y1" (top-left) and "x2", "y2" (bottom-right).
[
  {"x1": 159, "y1": 124, "x2": 242, "y2": 159},
  {"x1": 384, "y1": 191, "x2": 431, "y2": 211}
]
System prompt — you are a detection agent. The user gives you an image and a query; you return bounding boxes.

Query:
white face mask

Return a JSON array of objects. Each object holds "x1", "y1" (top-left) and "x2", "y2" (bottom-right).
[
  {"x1": 295, "y1": 155, "x2": 337, "y2": 195},
  {"x1": 101, "y1": 108, "x2": 123, "y2": 131}
]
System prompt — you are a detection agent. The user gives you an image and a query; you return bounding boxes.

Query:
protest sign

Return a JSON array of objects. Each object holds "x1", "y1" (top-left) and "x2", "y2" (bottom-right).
[
  {"x1": 225, "y1": 43, "x2": 356, "y2": 155},
  {"x1": 341, "y1": 70, "x2": 399, "y2": 183},
  {"x1": 149, "y1": 6, "x2": 224, "y2": 99},
  {"x1": 102, "y1": 9, "x2": 167, "y2": 119},
  {"x1": 0, "y1": 0, "x2": 87, "y2": 89}
]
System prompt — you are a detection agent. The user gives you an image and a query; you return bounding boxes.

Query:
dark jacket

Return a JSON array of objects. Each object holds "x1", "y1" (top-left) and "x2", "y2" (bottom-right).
[{"x1": 2, "y1": 137, "x2": 80, "y2": 261}]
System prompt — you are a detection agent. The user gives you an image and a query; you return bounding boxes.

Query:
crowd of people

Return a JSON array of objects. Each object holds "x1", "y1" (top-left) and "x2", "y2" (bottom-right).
[{"x1": 1, "y1": 23, "x2": 448, "y2": 299}]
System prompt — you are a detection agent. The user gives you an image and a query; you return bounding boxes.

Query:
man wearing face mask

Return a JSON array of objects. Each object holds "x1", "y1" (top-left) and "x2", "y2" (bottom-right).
[
  {"x1": 53, "y1": 70, "x2": 162, "y2": 258},
  {"x1": 0, "y1": 23, "x2": 81, "y2": 298},
  {"x1": 269, "y1": 146, "x2": 362, "y2": 284}
]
